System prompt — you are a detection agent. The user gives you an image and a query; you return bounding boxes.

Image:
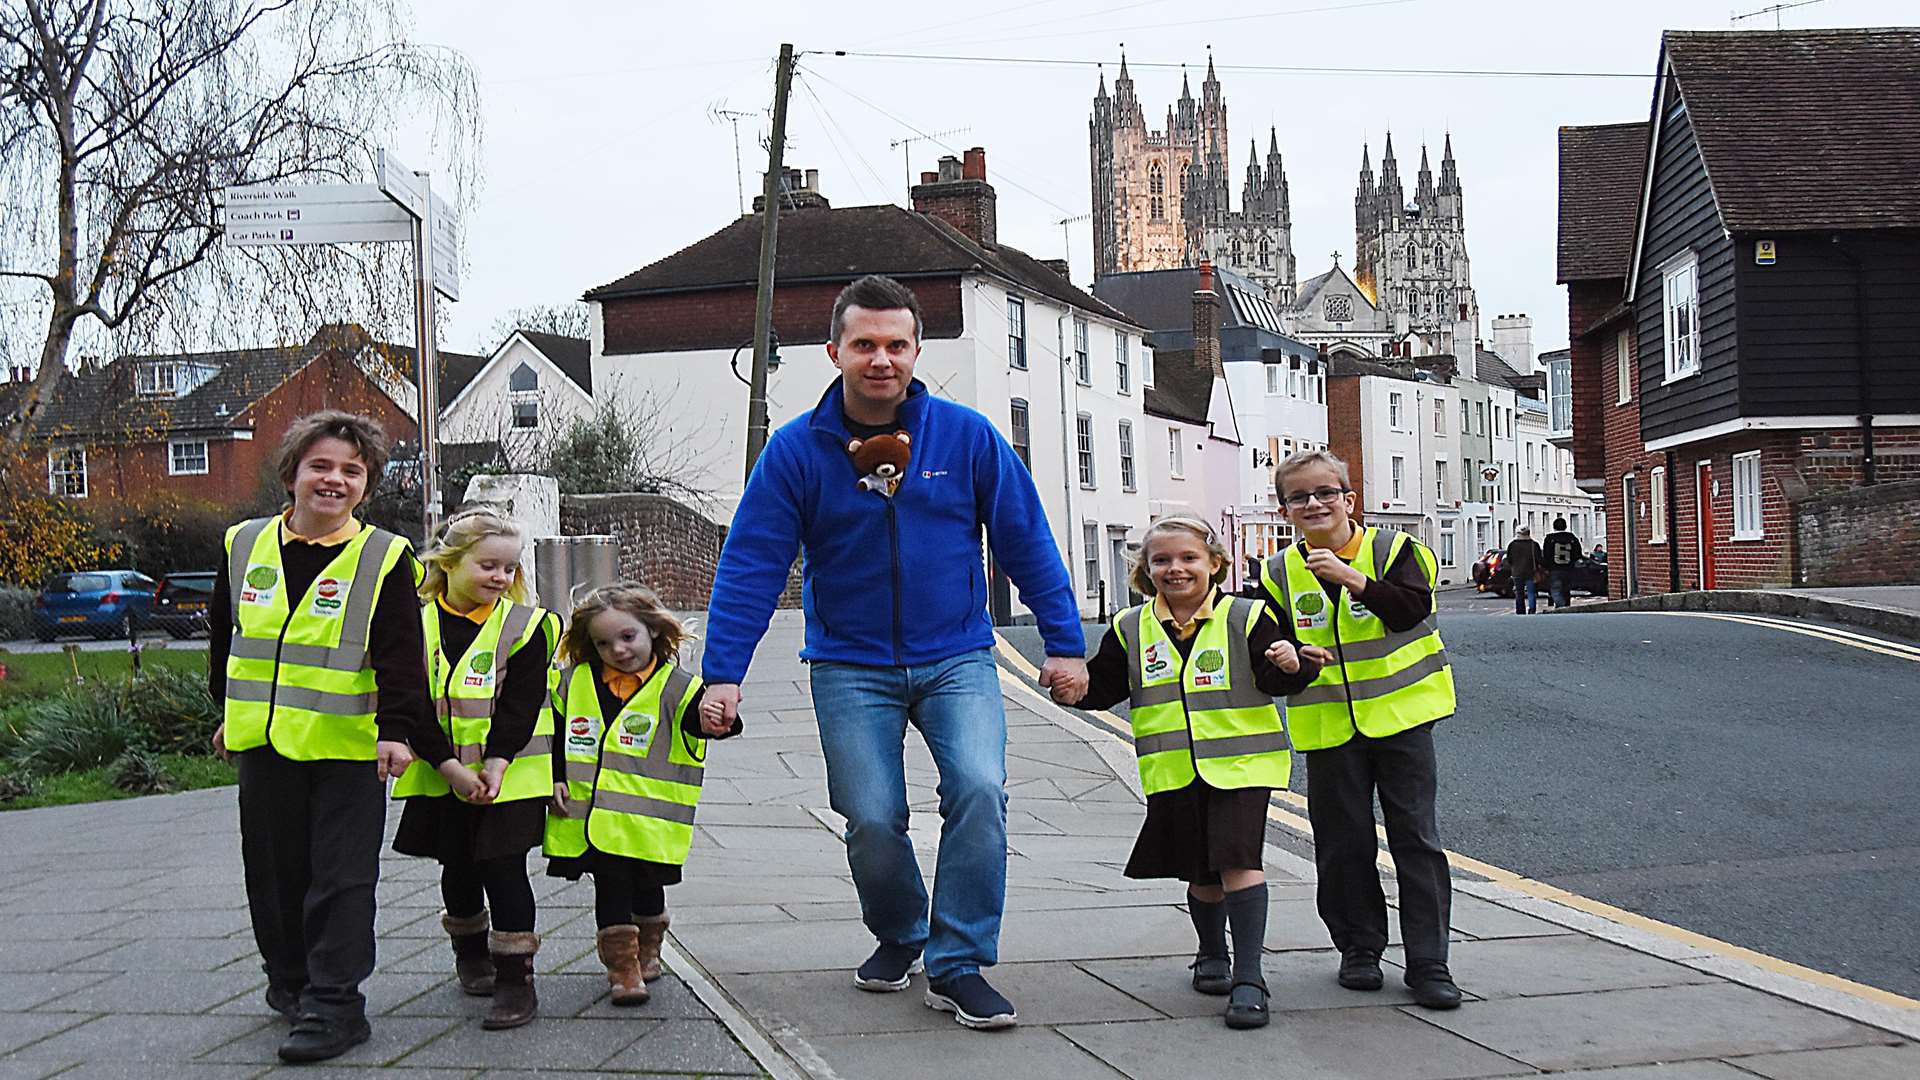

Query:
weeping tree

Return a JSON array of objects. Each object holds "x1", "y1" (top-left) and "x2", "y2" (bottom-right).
[
  {"x1": 487, "y1": 301, "x2": 590, "y2": 344},
  {"x1": 0, "y1": 0, "x2": 483, "y2": 445}
]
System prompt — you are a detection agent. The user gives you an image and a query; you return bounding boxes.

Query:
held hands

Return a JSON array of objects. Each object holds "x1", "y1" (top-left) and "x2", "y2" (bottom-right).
[
  {"x1": 550, "y1": 782, "x2": 572, "y2": 818},
  {"x1": 1304, "y1": 548, "x2": 1367, "y2": 595},
  {"x1": 704, "y1": 683, "x2": 743, "y2": 736},
  {"x1": 1299, "y1": 645, "x2": 1337, "y2": 668},
  {"x1": 479, "y1": 757, "x2": 509, "y2": 801},
  {"x1": 436, "y1": 758, "x2": 492, "y2": 804},
  {"x1": 374, "y1": 740, "x2": 415, "y2": 781},
  {"x1": 1039, "y1": 655, "x2": 1089, "y2": 707},
  {"x1": 1265, "y1": 639, "x2": 1302, "y2": 674}
]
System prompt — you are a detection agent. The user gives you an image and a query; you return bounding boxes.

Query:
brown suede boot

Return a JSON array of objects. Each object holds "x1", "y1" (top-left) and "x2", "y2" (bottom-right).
[
  {"x1": 482, "y1": 931, "x2": 540, "y2": 1030},
  {"x1": 635, "y1": 912, "x2": 670, "y2": 983},
  {"x1": 443, "y1": 909, "x2": 494, "y2": 996},
  {"x1": 597, "y1": 925, "x2": 648, "y2": 1006}
]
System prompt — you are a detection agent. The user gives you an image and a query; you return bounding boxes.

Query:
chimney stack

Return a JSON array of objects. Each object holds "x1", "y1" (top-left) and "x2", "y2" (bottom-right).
[
  {"x1": 752, "y1": 166, "x2": 830, "y2": 213},
  {"x1": 910, "y1": 146, "x2": 997, "y2": 247},
  {"x1": 1193, "y1": 260, "x2": 1222, "y2": 377}
]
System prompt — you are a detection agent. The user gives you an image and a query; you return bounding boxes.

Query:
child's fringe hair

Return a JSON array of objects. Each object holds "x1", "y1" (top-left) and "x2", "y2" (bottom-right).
[
  {"x1": 562, "y1": 582, "x2": 687, "y2": 668},
  {"x1": 417, "y1": 505, "x2": 530, "y2": 605},
  {"x1": 1127, "y1": 515, "x2": 1230, "y2": 597}
]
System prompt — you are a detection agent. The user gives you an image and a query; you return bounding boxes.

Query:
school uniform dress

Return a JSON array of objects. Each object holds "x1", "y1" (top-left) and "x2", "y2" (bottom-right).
[
  {"x1": 210, "y1": 513, "x2": 432, "y2": 1022},
  {"x1": 1078, "y1": 588, "x2": 1318, "y2": 884}
]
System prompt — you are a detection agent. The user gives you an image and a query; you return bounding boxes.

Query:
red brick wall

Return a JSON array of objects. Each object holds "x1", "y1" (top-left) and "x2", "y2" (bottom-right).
[
  {"x1": 1327, "y1": 376, "x2": 1367, "y2": 511},
  {"x1": 600, "y1": 279, "x2": 967, "y2": 356},
  {"x1": 1797, "y1": 478, "x2": 1920, "y2": 587},
  {"x1": 559, "y1": 492, "x2": 803, "y2": 612},
  {"x1": 1566, "y1": 280, "x2": 1619, "y2": 480},
  {"x1": 1592, "y1": 316, "x2": 1674, "y2": 598}
]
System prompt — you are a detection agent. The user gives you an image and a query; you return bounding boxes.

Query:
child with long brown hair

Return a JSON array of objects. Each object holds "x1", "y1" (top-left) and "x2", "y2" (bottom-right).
[
  {"x1": 391, "y1": 506, "x2": 560, "y2": 1029},
  {"x1": 545, "y1": 583, "x2": 738, "y2": 1006},
  {"x1": 1051, "y1": 516, "x2": 1319, "y2": 1029}
]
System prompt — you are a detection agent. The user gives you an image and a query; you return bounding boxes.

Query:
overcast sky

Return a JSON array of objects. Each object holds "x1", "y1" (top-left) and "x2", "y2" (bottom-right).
[{"x1": 407, "y1": 0, "x2": 1911, "y2": 357}]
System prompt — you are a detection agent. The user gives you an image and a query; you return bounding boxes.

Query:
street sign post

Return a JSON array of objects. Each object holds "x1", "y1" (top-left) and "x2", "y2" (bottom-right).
[{"x1": 222, "y1": 148, "x2": 462, "y2": 534}]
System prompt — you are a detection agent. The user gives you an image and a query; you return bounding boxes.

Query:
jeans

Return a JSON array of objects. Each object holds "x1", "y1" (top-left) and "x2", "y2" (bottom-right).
[
  {"x1": 1548, "y1": 570, "x2": 1571, "y2": 608},
  {"x1": 1514, "y1": 576, "x2": 1538, "y2": 614},
  {"x1": 809, "y1": 650, "x2": 1008, "y2": 981}
]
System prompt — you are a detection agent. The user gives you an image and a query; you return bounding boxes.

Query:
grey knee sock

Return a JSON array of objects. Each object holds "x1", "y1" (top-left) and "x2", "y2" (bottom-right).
[
  {"x1": 1223, "y1": 883, "x2": 1269, "y2": 986},
  {"x1": 1187, "y1": 891, "x2": 1228, "y2": 958}
]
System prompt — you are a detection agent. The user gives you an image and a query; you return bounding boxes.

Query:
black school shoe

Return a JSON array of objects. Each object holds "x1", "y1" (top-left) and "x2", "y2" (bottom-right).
[
  {"x1": 277, "y1": 1012, "x2": 372, "y2": 1063},
  {"x1": 1337, "y1": 949, "x2": 1384, "y2": 991},
  {"x1": 1405, "y1": 960, "x2": 1463, "y2": 1010},
  {"x1": 1224, "y1": 980, "x2": 1270, "y2": 1030},
  {"x1": 854, "y1": 942, "x2": 925, "y2": 992},
  {"x1": 1190, "y1": 952, "x2": 1232, "y2": 995},
  {"x1": 264, "y1": 984, "x2": 302, "y2": 1022}
]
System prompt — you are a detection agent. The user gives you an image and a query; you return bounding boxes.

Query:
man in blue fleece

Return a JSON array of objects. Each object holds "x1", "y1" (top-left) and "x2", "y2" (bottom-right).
[{"x1": 703, "y1": 275, "x2": 1088, "y2": 1030}]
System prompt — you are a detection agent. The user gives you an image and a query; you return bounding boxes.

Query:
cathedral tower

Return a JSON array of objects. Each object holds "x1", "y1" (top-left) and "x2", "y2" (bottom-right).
[{"x1": 1353, "y1": 132, "x2": 1476, "y2": 350}]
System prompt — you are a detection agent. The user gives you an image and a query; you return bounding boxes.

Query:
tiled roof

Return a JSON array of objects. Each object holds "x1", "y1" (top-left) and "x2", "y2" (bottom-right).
[
  {"x1": 1664, "y1": 29, "x2": 1920, "y2": 231},
  {"x1": 587, "y1": 204, "x2": 1137, "y2": 327},
  {"x1": 1557, "y1": 122, "x2": 1648, "y2": 282},
  {"x1": 1475, "y1": 347, "x2": 1527, "y2": 389},
  {"x1": 517, "y1": 331, "x2": 591, "y2": 394},
  {"x1": 1143, "y1": 348, "x2": 1213, "y2": 427},
  {"x1": 1093, "y1": 264, "x2": 1269, "y2": 336},
  {"x1": 1329, "y1": 355, "x2": 1416, "y2": 382}
]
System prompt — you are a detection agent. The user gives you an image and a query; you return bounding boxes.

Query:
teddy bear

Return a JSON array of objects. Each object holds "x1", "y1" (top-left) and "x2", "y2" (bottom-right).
[{"x1": 847, "y1": 432, "x2": 911, "y2": 497}]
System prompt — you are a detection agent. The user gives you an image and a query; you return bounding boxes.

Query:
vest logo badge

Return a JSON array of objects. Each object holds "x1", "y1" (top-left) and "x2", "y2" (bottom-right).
[
  {"x1": 1191, "y1": 647, "x2": 1226, "y2": 688},
  {"x1": 1142, "y1": 640, "x2": 1172, "y2": 680},
  {"x1": 617, "y1": 711, "x2": 656, "y2": 749},
  {"x1": 566, "y1": 715, "x2": 597, "y2": 751},
  {"x1": 1294, "y1": 592, "x2": 1329, "y2": 629},
  {"x1": 308, "y1": 577, "x2": 349, "y2": 618},
  {"x1": 463, "y1": 650, "x2": 494, "y2": 687},
  {"x1": 240, "y1": 565, "x2": 278, "y2": 605}
]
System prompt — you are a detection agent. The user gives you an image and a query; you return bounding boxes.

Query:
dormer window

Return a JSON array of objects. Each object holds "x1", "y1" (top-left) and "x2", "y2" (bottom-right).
[{"x1": 137, "y1": 362, "x2": 179, "y2": 397}]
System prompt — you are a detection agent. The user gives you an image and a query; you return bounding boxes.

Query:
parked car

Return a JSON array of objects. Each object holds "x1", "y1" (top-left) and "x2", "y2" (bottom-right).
[
  {"x1": 1471, "y1": 550, "x2": 1503, "y2": 590},
  {"x1": 150, "y1": 570, "x2": 217, "y2": 638},
  {"x1": 31, "y1": 570, "x2": 157, "y2": 641},
  {"x1": 1489, "y1": 553, "x2": 1609, "y2": 599}
]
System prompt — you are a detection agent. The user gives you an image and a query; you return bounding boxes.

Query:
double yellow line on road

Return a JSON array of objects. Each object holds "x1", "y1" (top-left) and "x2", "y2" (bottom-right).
[
  {"x1": 1638, "y1": 610, "x2": 1920, "y2": 663},
  {"x1": 992, "y1": 631, "x2": 1920, "y2": 1015}
]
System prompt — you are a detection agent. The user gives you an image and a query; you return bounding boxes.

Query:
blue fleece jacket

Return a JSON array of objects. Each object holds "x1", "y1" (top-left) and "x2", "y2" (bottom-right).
[{"x1": 702, "y1": 379, "x2": 1085, "y2": 684}]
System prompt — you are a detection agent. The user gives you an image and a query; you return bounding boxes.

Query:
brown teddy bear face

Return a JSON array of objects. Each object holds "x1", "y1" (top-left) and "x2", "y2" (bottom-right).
[{"x1": 847, "y1": 432, "x2": 912, "y2": 492}]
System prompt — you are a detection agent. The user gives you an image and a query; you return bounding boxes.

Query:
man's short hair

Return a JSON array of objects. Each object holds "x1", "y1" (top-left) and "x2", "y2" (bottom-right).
[
  {"x1": 274, "y1": 410, "x2": 390, "y2": 495},
  {"x1": 1554, "y1": 517, "x2": 1567, "y2": 530},
  {"x1": 830, "y1": 274, "x2": 923, "y2": 345}
]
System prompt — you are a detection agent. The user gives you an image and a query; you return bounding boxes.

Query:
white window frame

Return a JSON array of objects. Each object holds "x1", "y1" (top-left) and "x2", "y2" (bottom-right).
[
  {"x1": 1073, "y1": 317, "x2": 1090, "y2": 385},
  {"x1": 1433, "y1": 397, "x2": 1445, "y2": 435},
  {"x1": 168, "y1": 438, "x2": 209, "y2": 476},
  {"x1": 1440, "y1": 527, "x2": 1457, "y2": 566},
  {"x1": 1076, "y1": 412, "x2": 1096, "y2": 489},
  {"x1": 47, "y1": 445, "x2": 87, "y2": 498},
  {"x1": 1616, "y1": 329, "x2": 1634, "y2": 404},
  {"x1": 1083, "y1": 522, "x2": 1100, "y2": 598},
  {"x1": 1732, "y1": 451, "x2": 1764, "y2": 540},
  {"x1": 1390, "y1": 455, "x2": 1405, "y2": 502},
  {"x1": 1435, "y1": 459, "x2": 1448, "y2": 503},
  {"x1": 1265, "y1": 364, "x2": 1282, "y2": 395},
  {"x1": 1167, "y1": 425, "x2": 1184, "y2": 478},
  {"x1": 1116, "y1": 333, "x2": 1131, "y2": 394},
  {"x1": 1650, "y1": 465, "x2": 1668, "y2": 544},
  {"x1": 135, "y1": 361, "x2": 179, "y2": 397},
  {"x1": 1007, "y1": 295, "x2": 1028, "y2": 370},
  {"x1": 1388, "y1": 391, "x2": 1404, "y2": 431},
  {"x1": 1662, "y1": 252, "x2": 1700, "y2": 383},
  {"x1": 1118, "y1": 420, "x2": 1136, "y2": 492},
  {"x1": 1009, "y1": 398, "x2": 1031, "y2": 469}
]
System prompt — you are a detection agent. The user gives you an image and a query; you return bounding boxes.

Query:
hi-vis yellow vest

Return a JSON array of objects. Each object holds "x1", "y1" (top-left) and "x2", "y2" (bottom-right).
[
  {"x1": 1115, "y1": 594, "x2": 1291, "y2": 796},
  {"x1": 222, "y1": 516, "x2": 414, "y2": 762},
  {"x1": 543, "y1": 661, "x2": 708, "y2": 866},
  {"x1": 1259, "y1": 528, "x2": 1456, "y2": 751},
  {"x1": 392, "y1": 599, "x2": 559, "y2": 803}
]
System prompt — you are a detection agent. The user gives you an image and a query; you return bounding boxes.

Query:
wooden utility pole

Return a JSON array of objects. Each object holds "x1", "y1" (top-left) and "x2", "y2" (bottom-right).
[{"x1": 744, "y1": 43, "x2": 795, "y2": 481}]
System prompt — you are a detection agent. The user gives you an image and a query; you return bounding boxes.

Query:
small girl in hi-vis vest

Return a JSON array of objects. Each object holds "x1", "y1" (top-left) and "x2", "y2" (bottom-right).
[
  {"x1": 545, "y1": 584, "x2": 739, "y2": 1006},
  {"x1": 1052, "y1": 517, "x2": 1320, "y2": 1030},
  {"x1": 391, "y1": 507, "x2": 561, "y2": 1030}
]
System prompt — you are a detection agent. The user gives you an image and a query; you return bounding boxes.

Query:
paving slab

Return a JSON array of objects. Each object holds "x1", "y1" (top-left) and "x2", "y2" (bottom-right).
[
  {"x1": 8, "y1": 1014, "x2": 271, "y2": 1065},
  {"x1": 599, "y1": 1018, "x2": 763, "y2": 1074},
  {"x1": 1725, "y1": 1042, "x2": 1920, "y2": 1079},
  {"x1": 1410, "y1": 982, "x2": 1888, "y2": 1070},
  {"x1": 807, "y1": 1027, "x2": 1129, "y2": 1080},
  {"x1": 1389, "y1": 934, "x2": 1718, "y2": 999},
  {"x1": 1078, "y1": 951, "x2": 1436, "y2": 1018},
  {"x1": 33, "y1": 968, "x2": 262, "y2": 1015},
  {"x1": 390, "y1": 1015, "x2": 653, "y2": 1071},
  {"x1": 1521, "y1": 1065, "x2": 1756, "y2": 1079},
  {"x1": 196, "y1": 1015, "x2": 460, "y2": 1069},
  {"x1": 1059, "y1": 1007, "x2": 1534, "y2": 1080}
]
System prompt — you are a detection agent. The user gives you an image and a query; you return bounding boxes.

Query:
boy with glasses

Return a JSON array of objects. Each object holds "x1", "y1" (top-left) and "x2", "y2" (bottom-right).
[{"x1": 1250, "y1": 450, "x2": 1463, "y2": 1010}]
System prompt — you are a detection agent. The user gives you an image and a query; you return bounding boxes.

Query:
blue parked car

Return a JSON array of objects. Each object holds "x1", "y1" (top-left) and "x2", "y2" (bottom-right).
[{"x1": 31, "y1": 570, "x2": 158, "y2": 642}]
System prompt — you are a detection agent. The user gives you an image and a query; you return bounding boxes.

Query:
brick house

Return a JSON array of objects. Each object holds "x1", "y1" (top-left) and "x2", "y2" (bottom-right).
[
  {"x1": 1555, "y1": 29, "x2": 1920, "y2": 594},
  {"x1": 28, "y1": 324, "x2": 477, "y2": 514}
]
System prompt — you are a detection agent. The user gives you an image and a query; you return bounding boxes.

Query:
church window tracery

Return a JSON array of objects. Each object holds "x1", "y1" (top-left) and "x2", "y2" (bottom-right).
[
  {"x1": 1406, "y1": 241, "x2": 1418, "y2": 271},
  {"x1": 1150, "y1": 164, "x2": 1165, "y2": 221}
]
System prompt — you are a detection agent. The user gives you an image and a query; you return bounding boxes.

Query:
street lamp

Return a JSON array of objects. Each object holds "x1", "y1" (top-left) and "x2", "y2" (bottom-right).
[{"x1": 731, "y1": 331, "x2": 781, "y2": 386}]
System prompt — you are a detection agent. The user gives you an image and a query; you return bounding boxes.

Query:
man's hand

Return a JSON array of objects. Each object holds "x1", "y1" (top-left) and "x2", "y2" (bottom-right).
[
  {"x1": 1304, "y1": 548, "x2": 1367, "y2": 594},
  {"x1": 211, "y1": 723, "x2": 230, "y2": 763},
  {"x1": 705, "y1": 683, "x2": 743, "y2": 732},
  {"x1": 479, "y1": 757, "x2": 509, "y2": 802},
  {"x1": 1038, "y1": 656, "x2": 1089, "y2": 705},
  {"x1": 374, "y1": 740, "x2": 414, "y2": 781},
  {"x1": 550, "y1": 782, "x2": 572, "y2": 818},
  {"x1": 1299, "y1": 645, "x2": 1337, "y2": 668},
  {"x1": 1265, "y1": 639, "x2": 1302, "y2": 674}
]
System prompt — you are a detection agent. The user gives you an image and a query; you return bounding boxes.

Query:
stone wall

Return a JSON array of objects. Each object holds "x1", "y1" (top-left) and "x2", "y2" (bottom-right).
[
  {"x1": 559, "y1": 493, "x2": 802, "y2": 612},
  {"x1": 1795, "y1": 478, "x2": 1920, "y2": 588}
]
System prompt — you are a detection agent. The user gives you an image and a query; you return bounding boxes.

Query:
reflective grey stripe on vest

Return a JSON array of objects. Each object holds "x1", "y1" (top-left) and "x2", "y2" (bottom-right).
[
  {"x1": 1291, "y1": 647, "x2": 1451, "y2": 708},
  {"x1": 591, "y1": 789, "x2": 698, "y2": 825},
  {"x1": 225, "y1": 676, "x2": 375, "y2": 716},
  {"x1": 227, "y1": 518, "x2": 275, "y2": 629},
  {"x1": 1370, "y1": 527, "x2": 1396, "y2": 570},
  {"x1": 518, "y1": 734, "x2": 552, "y2": 758},
  {"x1": 337, "y1": 530, "x2": 396, "y2": 652},
  {"x1": 1124, "y1": 605, "x2": 1187, "y2": 707},
  {"x1": 229, "y1": 635, "x2": 369, "y2": 672},
  {"x1": 1335, "y1": 617, "x2": 1440, "y2": 663},
  {"x1": 1194, "y1": 730, "x2": 1290, "y2": 758},
  {"x1": 1133, "y1": 729, "x2": 1192, "y2": 757},
  {"x1": 598, "y1": 747, "x2": 704, "y2": 788},
  {"x1": 227, "y1": 523, "x2": 396, "y2": 670}
]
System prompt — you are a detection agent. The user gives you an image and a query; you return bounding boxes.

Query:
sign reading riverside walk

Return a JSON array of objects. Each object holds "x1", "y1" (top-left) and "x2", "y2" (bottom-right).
[{"x1": 219, "y1": 148, "x2": 460, "y2": 531}]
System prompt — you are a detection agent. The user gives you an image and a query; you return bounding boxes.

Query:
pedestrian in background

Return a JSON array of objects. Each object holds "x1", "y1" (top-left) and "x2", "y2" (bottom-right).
[
  {"x1": 1543, "y1": 518, "x2": 1583, "y2": 609},
  {"x1": 1505, "y1": 527, "x2": 1543, "y2": 615},
  {"x1": 1052, "y1": 516, "x2": 1320, "y2": 1030},
  {"x1": 209, "y1": 411, "x2": 430, "y2": 1062},
  {"x1": 1256, "y1": 449, "x2": 1463, "y2": 1011}
]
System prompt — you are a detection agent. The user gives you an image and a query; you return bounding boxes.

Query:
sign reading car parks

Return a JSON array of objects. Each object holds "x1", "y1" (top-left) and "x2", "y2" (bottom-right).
[{"x1": 219, "y1": 148, "x2": 461, "y2": 530}]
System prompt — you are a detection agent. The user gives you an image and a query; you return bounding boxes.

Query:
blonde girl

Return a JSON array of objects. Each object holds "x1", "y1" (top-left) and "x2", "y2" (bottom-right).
[
  {"x1": 545, "y1": 584, "x2": 738, "y2": 1006},
  {"x1": 391, "y1": 506, "x2": 561, "y2": 1030},
  {"x1": 1050, "y1": 517, "x2": 1319, "y2": 1030}
]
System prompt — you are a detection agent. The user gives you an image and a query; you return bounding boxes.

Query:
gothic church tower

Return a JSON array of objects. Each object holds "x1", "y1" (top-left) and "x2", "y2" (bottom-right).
[{"x1": 1355, "y1": 133, "x2": 1476, "y2": 349}]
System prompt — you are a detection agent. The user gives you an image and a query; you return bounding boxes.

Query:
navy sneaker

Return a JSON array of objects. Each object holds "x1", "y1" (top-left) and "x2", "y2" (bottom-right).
[
  {"x1": 853, "y1": 942, "x2": 924, "y2": 992},
  {"x1": 925, "y1": 972, "x2": 1018, "y2": 1030}
]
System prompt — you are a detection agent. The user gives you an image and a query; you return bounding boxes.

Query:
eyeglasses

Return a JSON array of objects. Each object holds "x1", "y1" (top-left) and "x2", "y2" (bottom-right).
[{"x1": 1282, "y1": 486, "x2": 1350, "y2": 509}]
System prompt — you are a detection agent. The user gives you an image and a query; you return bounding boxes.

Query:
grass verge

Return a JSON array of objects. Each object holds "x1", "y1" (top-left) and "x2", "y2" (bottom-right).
[{"x1": 0, "y1": 753, "x2": 233, "y2": 812}]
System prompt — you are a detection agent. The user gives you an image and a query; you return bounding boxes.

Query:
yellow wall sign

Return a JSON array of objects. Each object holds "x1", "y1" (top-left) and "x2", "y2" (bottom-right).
[{"x1": 1755, "y1": 239, "x2": 1777, "y2": 265}]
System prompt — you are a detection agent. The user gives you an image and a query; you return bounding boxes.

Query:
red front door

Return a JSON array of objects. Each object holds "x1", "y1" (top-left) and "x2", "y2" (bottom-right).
[{"x1": 1696, "y1": 461, "x2": 1716, "y2": 590}]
